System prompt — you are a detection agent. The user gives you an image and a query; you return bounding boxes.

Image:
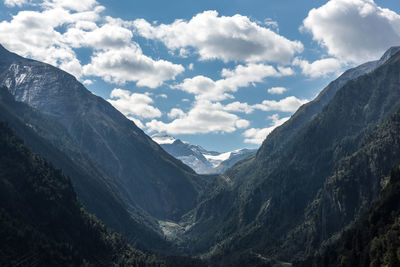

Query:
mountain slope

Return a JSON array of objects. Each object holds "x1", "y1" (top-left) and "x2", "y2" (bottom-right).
[
  {"x1": 177, "y1": 48, "x2": 400, "y2": 264},
  {"x1": 0, "y1": 44, "x2": 206, "y2": 220},
  {"x1": 0, "y1": 86, "x2": 172, "y2": 251},
  {"x1": 295, "y1": 164, "x2": 400, "y2": 267},
  {"x1": 152, "y1": 134, "x2": 256, "y2": 174},
  {"x1": 0, "y1": 122, "x2": 165, "y2": 267},
  {"x1": 211, "y1": 49, "x2": 400, "y2": 263},
  {"x1": 231, "y1": 46, "x2": 400, "y2": 187}
]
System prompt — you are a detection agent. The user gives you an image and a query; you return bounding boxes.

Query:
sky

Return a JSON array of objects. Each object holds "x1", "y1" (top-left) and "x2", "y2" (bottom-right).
[{"x1": 0, "y1": 0, "x2": 399, "y2": 152}]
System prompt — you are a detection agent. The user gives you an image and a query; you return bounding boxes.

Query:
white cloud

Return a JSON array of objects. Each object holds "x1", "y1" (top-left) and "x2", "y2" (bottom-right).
[
  {"x1": 157, "y1": 94, "x2": 168, "y2": 99},
  {"x1": 302, "y1": 0, "x2": 400, "y2": 63},
  {"x1": 4, "y1": 0, "x2": 27, "y2": 7},
  {"x1": 293, "y1": 57, "x2": 342, "y2": 78},
  {"x1": 264, "y1": 18, "x2": 279, "y2": 32},
  {"x1": 0, "y1": 1, "x2": 113, "y2": 78},
  {"x1": 145, "y1": 94, "x2": 305, "y2": 135},
  {"x1": 0, "y1": 6, "x2": 97, "y2": 78},
  {"x1": 253, "y1": 96, "x2": 308, "y2": 112},
  {"x1": 168, "y1": 108, "x2": 185, "y2": 119},
  {"x1": 107, "y1": 88, "x2": 162, "y2": 119},
  {"x1": 83, "y1": 45, "x2": 184, "y2": 87},
  {"x1": 146, "y1": 100, "x2": 249, "y2": 135},
  {"x1": 63, "y1": 20, "x2": 134, "y2": 49},
  {"x1": 223, "y1": 101, "x2": 254, "y2": 114},
  {"x1": 175, "y1": 63, "x2": 294, "y2": 101},
  {"x1": 0, "y1": 1, "x2": 184, "y2": 87},
  {"x1": 133, "y1": 10, "x2": 303, "y2": 63},
  {"x1": 42, "y1": 0, "x2": 98, "y2": 12},
  {"x1": 244, "y1": 114, "x2": 289, "y2": 144},
  {"x1": 83, "y1": 79, "x2": 93, "y2": 85},
  {"x1": 188, "y1": 63, "x2": 194, "y2": 70},
  {"x1": 267, "y1": 87, "x2": 287, "y2": 94}
]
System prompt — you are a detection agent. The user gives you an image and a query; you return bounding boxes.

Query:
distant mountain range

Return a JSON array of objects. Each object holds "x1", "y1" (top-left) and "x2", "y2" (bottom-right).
[{"x1": 152, "y1": 133, "x2": 257, "y2": 174}]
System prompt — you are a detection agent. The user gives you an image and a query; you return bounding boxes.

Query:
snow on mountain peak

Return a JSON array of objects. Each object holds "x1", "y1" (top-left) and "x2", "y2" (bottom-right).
[{"x1": 151, "y1": 133, "x2": 257, "y2": 174}]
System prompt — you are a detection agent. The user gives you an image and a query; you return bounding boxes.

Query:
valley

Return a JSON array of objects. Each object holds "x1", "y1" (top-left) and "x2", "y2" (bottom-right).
[
  {"x1": 0, "y1": 1, "x2": 400, "y2": 266},
  {"x1": 1, "y1": 43, "x2": 400, "y2": 266}
]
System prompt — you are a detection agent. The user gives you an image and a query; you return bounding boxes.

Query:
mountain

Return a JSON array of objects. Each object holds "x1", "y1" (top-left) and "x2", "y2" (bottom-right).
[
  {"x1": 174, "y1": 47, "x2": 400, "y2": 265},
  {"x1": 295, "y1": 164, "x2": 400, "y2": 267},
  {"x1": 0, "y1": 85, "x2": 172, "y2": 251},
  {"x1": 0, "y1": 122, "x2": 165, "y2": 266},
  {"x1": 211, "y1": 148, "x2": 258, "y2": 174},
  {"x1": 2, "y1": 41, "x2": 400, "y2": 266},
  {"x1": 152, "y1": 133, "x2": 256, "y2": 174},
  {"x1": 0, "y1": 44, "x2": 207, "y2": 223}
]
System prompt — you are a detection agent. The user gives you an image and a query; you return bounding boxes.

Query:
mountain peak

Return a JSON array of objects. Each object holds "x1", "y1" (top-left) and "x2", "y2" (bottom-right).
[
  {"x1": 378, "y1": 46, "x2": 400, "y2": 64},
  {"x1": 153, "y1": 133, "x2": 257, "y2": 174}
]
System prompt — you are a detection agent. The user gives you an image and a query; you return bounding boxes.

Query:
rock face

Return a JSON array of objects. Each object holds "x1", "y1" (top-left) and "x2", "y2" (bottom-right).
[
  {"x1": 0, "y1": 85, "x2": 171, "y2": 251},
  {"x1": 152, "y1": 133, "x2": 256, "y2": 174},
  {"x1": 0, "y1": 44, "x2": 206, "y2": 221},
  {"x1": 255, "y1": 46, "x2": 400, "y2": 174},
  {"x1": 177, "y1": 47, "x2": 400, "y2": 265}
]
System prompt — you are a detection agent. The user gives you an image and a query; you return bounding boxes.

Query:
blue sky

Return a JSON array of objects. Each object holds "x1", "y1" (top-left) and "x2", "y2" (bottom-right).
[{"x1": 0, "y1": 0, "x2": 399, "y2": 152}]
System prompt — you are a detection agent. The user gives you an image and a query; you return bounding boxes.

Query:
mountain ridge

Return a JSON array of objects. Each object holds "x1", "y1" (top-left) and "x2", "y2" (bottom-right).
[
  {"x1": 0, "y1": 85, "x2": 172, "y2": 251},
  {"x1": 151, "y1": 133, "x2": 256, "y2": 174},
  {"x1": 0, "y1": 43, "x2": 207, "y2": 221},
  {"x1": 172, "y1": 47, "x2": 400, "y2": 265}
]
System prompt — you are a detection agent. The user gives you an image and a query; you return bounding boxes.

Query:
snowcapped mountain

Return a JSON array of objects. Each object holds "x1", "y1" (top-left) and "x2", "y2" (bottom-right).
[{"x1": 152, "y1": 133, "x2": 257, "y2": 174}]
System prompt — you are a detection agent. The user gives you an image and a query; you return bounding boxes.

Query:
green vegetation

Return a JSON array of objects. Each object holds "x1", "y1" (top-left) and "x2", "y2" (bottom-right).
[
  {"x1": 0, "y1": 86, "x2": 171, "y2": 252},
  {"x1": 295, "y1": 165, "x2": 400, "y2": 267},
  {"x1": 0, "y1": 122, "x2": 165, "y2": 266}
]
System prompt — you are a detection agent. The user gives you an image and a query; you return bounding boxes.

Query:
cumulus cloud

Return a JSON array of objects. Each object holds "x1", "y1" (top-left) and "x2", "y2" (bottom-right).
[
  {"x1": 107, "y1": 88, "x2": 162, "y2": 119},
  {"x1": 83, "y1": 45, "x2": 184, "y2": 87},
  {"x1": 267, "y1": 87, "x2": 287, "y2": 94},
  {"x1": 4, "y1": 0, "x2": 28, "y2": 7},
  {"x1": 302, "y1": 0, "x2": 400, "y2": 63},
  {"x1": 223, "y1": 101, "x2": 254, "y2": 114},
  {"x1": 145, "y1": 93, "x2": 305, "y2": 135},
  {"x1": 253, "y1": 96, "x2": 308, "y2": 112},
  {"x1": 133, "y1": 10, "x2": 303, "y2": 63},
  {"x1": 146, "y1": 100, "x2": 249, "y2": 135},
  {"x1": 175, "y1": 63, "x2": 294, "y2": 101},
  {"x1": 63, "y1": 20, "x2": 134, "y2": 49},
  {"x1": 244, "y1": 114, "x2": 290, "y2": 144},
  {"x1": 0, "y1": 5, "x2": 102, "y2": 77},
  {"x1": 42, "y1": 0, "x2": 98, "y2": 12},
  {"x1": 293, "y1": 57, "x2": 342, "y2": 78},
  {"x1": 168, "y1": 108, "x2": 185, "y2": 119},
  {"x1": 0, "y1": 0, "x2": 183, "y2": 87}
]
